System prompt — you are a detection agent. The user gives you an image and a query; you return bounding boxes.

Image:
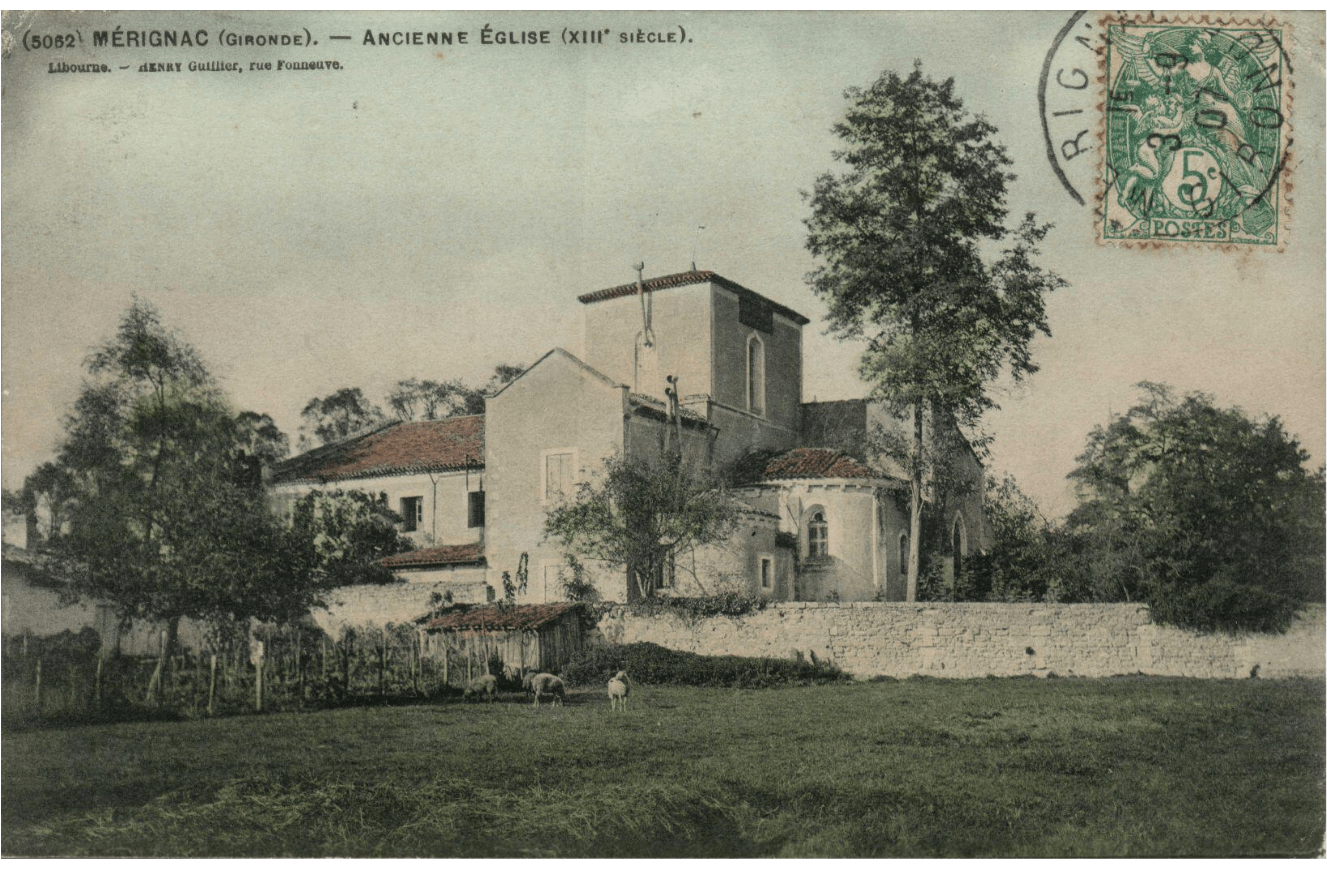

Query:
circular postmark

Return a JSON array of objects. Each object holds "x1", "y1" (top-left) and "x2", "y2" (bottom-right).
[{"x1": 1039, "y1": 11, "x2": 1102, "y2": 207}]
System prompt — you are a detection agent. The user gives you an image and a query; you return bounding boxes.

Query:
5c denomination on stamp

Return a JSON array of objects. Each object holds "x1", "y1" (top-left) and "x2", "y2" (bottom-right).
[{"x1": 1098, "y1": 14, "x2": 1291, "y2": 249}]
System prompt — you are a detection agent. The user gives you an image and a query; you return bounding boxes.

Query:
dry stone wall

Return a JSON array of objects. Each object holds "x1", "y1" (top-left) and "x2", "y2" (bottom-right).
[
  {"x1": 595, "y1": 602, "x2": 1325, "y2": 679},
  {"x1": 312, "y1": 580, "x2": 491, "y2": 638}
]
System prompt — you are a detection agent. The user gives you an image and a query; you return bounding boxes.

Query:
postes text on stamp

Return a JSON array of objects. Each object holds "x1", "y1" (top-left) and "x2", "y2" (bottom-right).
[{"x1": 1099, "y1": 15, "x2": 1290, "y2": 248}]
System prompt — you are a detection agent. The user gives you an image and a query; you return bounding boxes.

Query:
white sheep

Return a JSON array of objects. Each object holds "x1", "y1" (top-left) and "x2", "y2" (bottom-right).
[
  {"x1": 528, "y1": 672, "x2": 565, "y2": 708},
  {"x1": 463, "y1": 673, "x2": 498, "y2": 703},
  {"x1": 607, "y1": 670, "x2": 631, "y2": 712}
]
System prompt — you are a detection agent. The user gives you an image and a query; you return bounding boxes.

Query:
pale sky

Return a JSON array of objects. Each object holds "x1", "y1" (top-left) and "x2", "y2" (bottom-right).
[{"x1": 4, "y1": 10, "x2": 1324, "y2": 517}]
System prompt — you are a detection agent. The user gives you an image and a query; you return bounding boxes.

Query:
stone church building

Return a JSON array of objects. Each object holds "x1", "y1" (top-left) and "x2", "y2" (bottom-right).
[{"x1": 270, "y1": 270, "x2": 987, "y2": 605}]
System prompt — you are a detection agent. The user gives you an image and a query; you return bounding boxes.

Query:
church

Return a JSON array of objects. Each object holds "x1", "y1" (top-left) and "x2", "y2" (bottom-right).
[{"x1": 269, "y1": 270, "x2": 987, "y2": 604}]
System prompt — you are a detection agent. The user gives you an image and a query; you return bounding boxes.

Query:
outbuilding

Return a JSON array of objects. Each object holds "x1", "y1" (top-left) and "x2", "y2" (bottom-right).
[{"x1": 421, "y1": 602, "x2": 584, "y2": 682}]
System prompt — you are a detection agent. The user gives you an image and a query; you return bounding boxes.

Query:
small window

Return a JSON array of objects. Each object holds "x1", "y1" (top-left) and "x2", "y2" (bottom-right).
[
  {"x1": 543, "y1": 450, "x2": 576, "y2": 502},
  {"x1": 746, "y1": 334, "x2": 766, "y2": 416},
  {"x1": 899, "y1": 533, "x2": 909, "y2": 577},
  {"x1": 400, "y1": 496, "x2": 423, "y2": 532},
  {"x1": 808, "y1": 511, "x2": 828, "y2": 558},
  {"x1": 468, "y1": 490, "x2": 485, "y2": 527},
  {"x1": 760, "y1": 556, "x2": 773, "y2": 589}
]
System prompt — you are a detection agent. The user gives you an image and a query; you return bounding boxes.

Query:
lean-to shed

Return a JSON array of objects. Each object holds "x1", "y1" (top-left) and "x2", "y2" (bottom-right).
[{"x1": 421, "y1": 602, "x2": 584, "y2": 679}]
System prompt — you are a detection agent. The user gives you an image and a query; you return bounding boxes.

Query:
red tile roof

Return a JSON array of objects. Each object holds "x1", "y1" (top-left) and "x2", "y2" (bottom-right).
[
  {"x1": 761, "y1": 448, "x2": 876, "y2": 481},
  {"x1": 577, "y1": 270, "x2": 810, "y2": 326},
  {"x1": 271, "y1": 417, "x2": 484, "y2": 484},
  {"x1": 425, "y1": 602, "x2": 581, "y2": 632},
  {"x1": 381, "y1": 542, "x2": 485, "y2": 569}
]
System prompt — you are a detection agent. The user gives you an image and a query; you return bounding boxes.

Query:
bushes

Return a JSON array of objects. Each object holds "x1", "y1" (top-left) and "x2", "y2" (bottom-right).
[{"x1": 561, "y1": 642, "x2": 844, "y2": 689}]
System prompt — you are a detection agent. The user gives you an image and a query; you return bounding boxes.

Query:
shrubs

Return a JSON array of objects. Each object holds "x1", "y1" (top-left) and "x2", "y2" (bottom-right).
[
  {"x1": 626, "y1": 592, "x2": 768, "y2": 621},
  {"x1": 561, "y1": 642, "x2": 844, "y2": 690}
]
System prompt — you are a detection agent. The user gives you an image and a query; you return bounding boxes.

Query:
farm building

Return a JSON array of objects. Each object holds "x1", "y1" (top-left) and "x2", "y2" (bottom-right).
[{"x1": 421, "y1": 602, "x2": 584, "y2": 681}]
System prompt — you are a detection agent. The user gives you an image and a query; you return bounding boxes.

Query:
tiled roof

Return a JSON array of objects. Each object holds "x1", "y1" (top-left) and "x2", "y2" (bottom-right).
[
  {"x1": 763, "y1": 448, "x2": 876, "y2": 480},
  {"x1": 425, "y1": 602, "x2": 582, "y2": 632},
  {"x1": 577, "y1": 270, "x2": 810, "y2": 326},
  {"x1": 628, "y1": 392, "x2": 709, "y2": 427},
  {"x1": 271, "y1": 416, "x2": 484, "y2": 484},
  {"x1": 381, "y1": 542, "x2": 485, "y2": 569}
]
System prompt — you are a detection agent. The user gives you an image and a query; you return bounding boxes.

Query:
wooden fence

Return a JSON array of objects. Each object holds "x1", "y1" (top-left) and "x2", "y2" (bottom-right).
[{"x1": 0, "y1": 621, "x2": 535, "y2": 725}]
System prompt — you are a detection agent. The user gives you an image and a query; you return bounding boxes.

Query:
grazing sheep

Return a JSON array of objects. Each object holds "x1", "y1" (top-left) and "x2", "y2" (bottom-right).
[
  {"x1": 528, "y1": 672, "x2": 565, "y2": 708},
  {"x1": 463, "y1": 673, "x2": 498, "y2": 703},
  {"x1": 607, "y1": 671, "x2": 631, "y2": 712}
]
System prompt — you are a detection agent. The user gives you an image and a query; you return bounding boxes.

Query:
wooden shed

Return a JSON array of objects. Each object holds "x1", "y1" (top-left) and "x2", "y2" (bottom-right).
[{"x1": 420, "y1": 602, "x2": 584, "y2": 684}]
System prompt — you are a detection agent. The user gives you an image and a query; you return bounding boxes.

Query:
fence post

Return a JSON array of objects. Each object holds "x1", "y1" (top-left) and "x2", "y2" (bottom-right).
[
  {"x1": 378, "y1": 633, "x2": 386, "y2": 699},
  {"x1": 68, "y1": 662, "x2": 77, "y2": 711},
  {"x1": 412, "y1": 631, "x2": 420, "y2": 697},
  {"x1": 250, "y1": 639, "x2": 265, "y2": 713},
  {"x1": 94, "y1": 654, "x2": 104, "y2": 705},
  {"x1": 442, "y1": 638, "x2": 449, "y2": 687},
  {"x1": 34, "y1": 657, "x2": 42, "y2": 714},
  {"x1": 206, "y1": 654, "x2": 218, "y2": 715},
  {"x1": 145, "y1": 631, "x2": 166, "y2": 706},
  {"x1": 296, "y1": 633, "x2": 305, "y2": 706}
]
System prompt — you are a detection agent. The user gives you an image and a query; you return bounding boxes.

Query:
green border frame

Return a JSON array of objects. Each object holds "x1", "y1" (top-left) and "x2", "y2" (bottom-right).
[{"x1": 5, "y1": 5, "x2": 1321, "y2": 869}]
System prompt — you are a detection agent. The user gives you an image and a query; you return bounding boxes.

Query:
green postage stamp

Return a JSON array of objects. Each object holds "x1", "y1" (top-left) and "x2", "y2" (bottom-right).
[{"x1": 1099, "y1": 14, "x2": 1291, "y2": 248}]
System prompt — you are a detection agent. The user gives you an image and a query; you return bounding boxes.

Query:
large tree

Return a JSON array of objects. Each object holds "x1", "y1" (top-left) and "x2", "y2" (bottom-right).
[
  {"x1": 1064, "y1": 383, "x2": 1324, "y2": 632},
  {"x1": 544, "y1": 456, "x2": 740, "y2": 600},
  {"x1": 34, "y1": 300, "x2": 412, "y2": 649},
  {"x1": 805, "y1": 63, "x2": 1065, "y2": 600}
]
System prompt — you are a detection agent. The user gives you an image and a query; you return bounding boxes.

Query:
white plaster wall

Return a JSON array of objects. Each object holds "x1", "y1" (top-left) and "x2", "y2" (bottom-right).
[
  {"x1": 485, "y1": 350, "x2": 629, "y2": 603},
  {"x1": 596, "y1": 603, "x2": 1326, "y2": 680},
  {"x1": 580, "y1": 281, "x2": 713, "y2": 402},
  {"x1": 271, "y1": 470, "x2": 482, "y2": 548}
]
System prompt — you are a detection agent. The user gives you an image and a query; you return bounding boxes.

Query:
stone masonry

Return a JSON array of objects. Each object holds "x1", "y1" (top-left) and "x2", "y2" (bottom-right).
[{"x1": 594, "y1": 602, "x2": 1325, "y2": 679}]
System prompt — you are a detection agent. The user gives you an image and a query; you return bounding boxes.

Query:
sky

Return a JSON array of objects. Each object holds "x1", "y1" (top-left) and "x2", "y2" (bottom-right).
[{"x1": 3, "y1": 10, "x2": 1324, "y2": 518}]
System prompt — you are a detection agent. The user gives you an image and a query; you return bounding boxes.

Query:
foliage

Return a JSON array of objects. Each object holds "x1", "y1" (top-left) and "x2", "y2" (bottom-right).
[
  {"x1": 560, "y1": 642, "x2": 844, "y2": 689},
  {"x1": 384, "y1": 363, "x2": 524, "y2": 422},
  {"x1": 804, "y1": 62, "x2": 1065, "y2": 598},
  {"x1": 24, "y1": 301, "x2": 408, "y2": 641},
  {"x1": 626, "y1": 591, "x2": 769, "y2": 621},
  {"x1": 298, "y1": 387, "x2": 385, "y2": 450},
  {"x1": 287, "y1": 489, "x2": 414, "y2": 587},
  {"x1": 497, "y1": 552, "x2": 529, "y2": 610},
  {"x1": 960, "y1": 474, "x2": 1061, "y2": 601},
  {"x1": 386, "y1": 378, "x2": 481, "y2": 421},
  {"x1": 1062, "y1": 383, "x2": 1325, "y2": 631},
  {"x1": 234, "y1": 411, "x2": 290, "y2": 468},
  {"x1": 544, "y1": 456, "x2": 741, "y2": 600}
]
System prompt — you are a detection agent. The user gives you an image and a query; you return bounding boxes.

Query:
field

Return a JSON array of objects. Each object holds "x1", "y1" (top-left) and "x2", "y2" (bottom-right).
[{"x1": 3, "y1": 676, "x2": 1323, "y2": 857}]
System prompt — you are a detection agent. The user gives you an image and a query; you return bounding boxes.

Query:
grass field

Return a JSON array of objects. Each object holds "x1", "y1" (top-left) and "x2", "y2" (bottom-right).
[{"x1": 3, "y1": 676, "x2": 1323, "y2": 857}]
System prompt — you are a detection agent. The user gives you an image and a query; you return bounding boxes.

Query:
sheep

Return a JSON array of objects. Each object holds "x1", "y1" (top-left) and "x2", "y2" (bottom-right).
[
  {"x1": 607, "y1": 670, "x2": 631, "y2": 712},
  {"x1": 463, "y1": 673, "x2": 498, "y2": 703},
  {"x1": 527, "y1": 672, "x2": 565, "y2": 708}
]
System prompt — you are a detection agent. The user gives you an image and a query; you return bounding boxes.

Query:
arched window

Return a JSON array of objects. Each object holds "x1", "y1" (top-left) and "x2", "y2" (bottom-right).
[
  {"x1": 952, "y1": 513, "x2": 967, "y2": 578},
  {"x1": 898, "y1": 533, "x2": 909, "y2": 577},
  {"x1": 746, "y1": 334, "x2": 765, "y2": 416},
  {"x1": 808, "y1": 510, "x2": 828, "y2": 558}
]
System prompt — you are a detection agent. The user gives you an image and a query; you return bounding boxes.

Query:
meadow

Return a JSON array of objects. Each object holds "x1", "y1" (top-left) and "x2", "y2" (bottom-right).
[{"x1": 3, "y1": 676, "x2": 1323, "y2": 857}]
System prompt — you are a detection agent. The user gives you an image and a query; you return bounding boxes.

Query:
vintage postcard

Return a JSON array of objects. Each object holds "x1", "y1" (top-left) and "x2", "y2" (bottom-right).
[{"x1": 2, "y1": 10, "x2": 1324, "y2": 858}]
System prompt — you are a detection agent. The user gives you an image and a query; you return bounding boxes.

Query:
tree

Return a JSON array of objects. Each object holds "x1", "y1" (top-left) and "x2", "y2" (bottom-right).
[
  {"x1": 1065, "y1": 382, "x2": 1324, "y2": 631},
  {"x1": 33, "y1": 300, "x2": 413, "y2": 650},
  {"x1": 386, "y1": 378, "x2": 479, "y2": 421},
  {"x1": 41, "y1": 301, "x2": 293, "y2": 639},
  {"x1": 286, "y1": 489, "x2": 413, "y2": 587},
  {"x1": 804, "y1": 62, "x2": 1066, "y2": 600},
  {"x1": 484, "y1": 363, "x2": 524, "y2": 396},
  {"x1": 544, "y1": 456, "x2": 740, "y2": 600},
  {"x1": 298, "y1": 387, "x2": 385, "y2": 449},
  {"x1": 235, "y1": 411, "x2": 290, "y2": 468}
]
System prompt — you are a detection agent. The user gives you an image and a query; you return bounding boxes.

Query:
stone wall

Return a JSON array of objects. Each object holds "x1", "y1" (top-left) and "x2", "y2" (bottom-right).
[
  {"x1": 594, "y1": 602, "x2": 1326, "y2": 679},
  {"x1": 311, "y1": 580, "x2": 491, "y2": 637}
]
